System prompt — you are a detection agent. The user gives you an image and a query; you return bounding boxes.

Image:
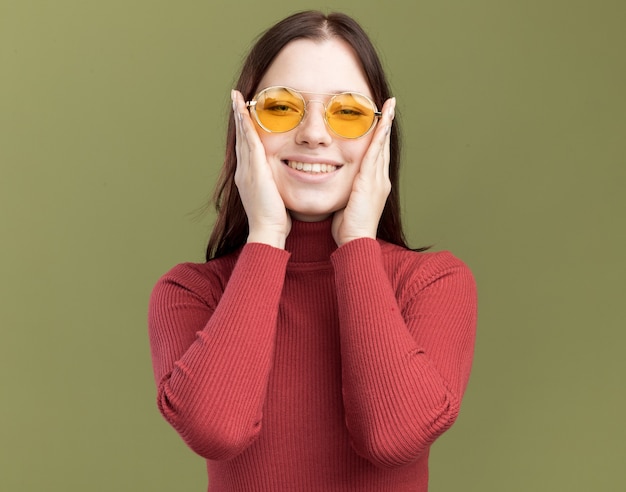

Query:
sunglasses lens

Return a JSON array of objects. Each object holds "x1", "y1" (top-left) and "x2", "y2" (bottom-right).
[
  {"x1": 327, "y1": 93, "x2": 377, "y2": 138},
  {"x1": 253, "y1": 87, "x2": 304, "y2": 133},
  {"x1": 250, "y1": 87, "x2": 379, "y2": 138}
]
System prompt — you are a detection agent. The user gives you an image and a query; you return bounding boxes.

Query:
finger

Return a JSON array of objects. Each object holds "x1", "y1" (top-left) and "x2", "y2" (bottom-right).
[
  {"x1": 232, "y1": 89, "x2": 265, "y2": 156},
  {"x1": 232, "y1": 90, "x2": 258, "y2": 168},
  {"x1": 381, "y1": 98, "x2": 395, "y2": 178},
  {"x1": 361, "y1": 97, "x2": 395, "y2": 177},
  {"x1": 232, "y1": 92, "x2": 244, "y2": 167},
  {"x1": 231, "y1": 89, "x2": 246, "y2": 118},
  {"x1": 232, "y1": 91, "x2": 255, "y2": 136},
  {"x1": 372, "y1": 97, "x2": 394, "y2": 180}
]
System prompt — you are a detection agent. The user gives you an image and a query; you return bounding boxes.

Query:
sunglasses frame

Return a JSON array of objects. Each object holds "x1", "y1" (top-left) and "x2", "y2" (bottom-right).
[{"x1": 246, "y1": 86, "x2": 382, "y2": 139}]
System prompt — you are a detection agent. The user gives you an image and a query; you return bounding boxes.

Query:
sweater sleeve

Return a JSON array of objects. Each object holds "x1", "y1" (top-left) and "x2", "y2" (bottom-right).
[
  {"x1": 147, "y1": 243, "x2": 290, "y2": 460},
  {"x1": 331, "y1": 239, "x2": 477, "y2": 469}
]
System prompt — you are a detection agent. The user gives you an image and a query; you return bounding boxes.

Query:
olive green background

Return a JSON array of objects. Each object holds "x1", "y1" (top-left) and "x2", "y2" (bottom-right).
[{"x1": 2, "y1": 0, "x2": 624, "y2": 490}]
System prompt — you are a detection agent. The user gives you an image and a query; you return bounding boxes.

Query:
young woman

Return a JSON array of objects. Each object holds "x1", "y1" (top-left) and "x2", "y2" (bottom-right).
[{"x1": 149, "y1": 11, "x2": 477, "y2": 491}]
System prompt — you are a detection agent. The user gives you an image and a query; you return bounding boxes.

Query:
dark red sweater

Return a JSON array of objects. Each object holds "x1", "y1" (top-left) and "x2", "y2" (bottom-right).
[{"x1": 148, "y1": 219, "x2": 477, "y2": 491}]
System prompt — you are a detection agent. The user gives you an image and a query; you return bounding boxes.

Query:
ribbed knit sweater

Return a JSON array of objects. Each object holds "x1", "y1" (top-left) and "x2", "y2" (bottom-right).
[{"x1": 148, "y1": 219, "x2": 477, "y2": 491}]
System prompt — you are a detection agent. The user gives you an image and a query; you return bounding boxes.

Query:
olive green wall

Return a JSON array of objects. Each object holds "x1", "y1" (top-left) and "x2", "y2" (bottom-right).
[{"x1": 2, "y1": 1, "x2": 624, "y2": 490}]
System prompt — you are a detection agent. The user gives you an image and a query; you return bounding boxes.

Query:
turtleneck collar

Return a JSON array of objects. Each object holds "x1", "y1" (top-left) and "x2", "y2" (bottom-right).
[{"x1": 284, "y1": 218, "x2": 338, "y2": 263}]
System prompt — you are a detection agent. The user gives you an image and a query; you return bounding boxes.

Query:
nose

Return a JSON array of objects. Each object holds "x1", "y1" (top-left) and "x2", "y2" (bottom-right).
[{"x1": 294, "y1": 100, "x2": 333, "y2": 147}]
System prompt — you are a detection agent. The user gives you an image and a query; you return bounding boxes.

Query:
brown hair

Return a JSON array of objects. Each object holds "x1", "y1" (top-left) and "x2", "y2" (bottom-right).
[{"x1": 206, "y1": 11, "x2": 411, "y2": 260}]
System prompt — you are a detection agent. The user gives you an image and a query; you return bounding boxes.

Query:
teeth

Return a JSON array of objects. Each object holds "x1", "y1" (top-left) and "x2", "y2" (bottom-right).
[{"x1": 288, "y1": 161, "x2": 337, "y2": 173}]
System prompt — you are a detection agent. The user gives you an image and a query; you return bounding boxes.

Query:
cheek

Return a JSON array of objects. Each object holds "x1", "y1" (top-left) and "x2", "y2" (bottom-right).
[
  {"x1": 342, "y1": 136, "x2": 372, "y2": 166},
  {"x1": 256, "y1": 131, "x2": 287, "y2": 160},
  {"x1": 255, "y1": 126, "x2": 373, "y2": 165}
]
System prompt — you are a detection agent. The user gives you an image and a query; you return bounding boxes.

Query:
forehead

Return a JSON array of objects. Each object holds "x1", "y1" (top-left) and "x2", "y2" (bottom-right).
[{"x1": 257, "y1": 38, "x2": 372, "y2": 97}]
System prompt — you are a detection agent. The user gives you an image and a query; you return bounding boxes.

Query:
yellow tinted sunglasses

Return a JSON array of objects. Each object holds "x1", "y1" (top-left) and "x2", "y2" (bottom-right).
[{"x1": 246, "y1": 86, "x2": 382, "y2": 139}]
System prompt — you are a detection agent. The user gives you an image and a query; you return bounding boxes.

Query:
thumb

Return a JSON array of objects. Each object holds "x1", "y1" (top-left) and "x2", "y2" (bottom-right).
[{"x1": 331, "y1": 209, "x2": 345, "y2": 245}]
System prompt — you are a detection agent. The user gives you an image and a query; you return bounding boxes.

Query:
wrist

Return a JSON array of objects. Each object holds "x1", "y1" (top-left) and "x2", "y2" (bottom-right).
[
  {"x1": 336, "y1": 234, "x2": 376, "y2": 248},
  {"x1": 247, "y1": 228, "x2": 287, "y2": 250}
]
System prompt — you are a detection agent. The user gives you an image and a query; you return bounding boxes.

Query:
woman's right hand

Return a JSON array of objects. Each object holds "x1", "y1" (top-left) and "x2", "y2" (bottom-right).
[{"x1": 231, "y1": 90, "x2": 291, "y2": 249}]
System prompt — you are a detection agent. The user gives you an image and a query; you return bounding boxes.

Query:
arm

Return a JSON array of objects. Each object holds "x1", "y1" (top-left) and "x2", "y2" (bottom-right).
[
  {"x1": 331, "y1": 239, "x2": 477, "y2": 468},
  {"x1": 148, "y1": 244, "x2": 290, "y2": 460},
  {"x1": 147, "y1": 90, "x2": 292, "y2": 460}
]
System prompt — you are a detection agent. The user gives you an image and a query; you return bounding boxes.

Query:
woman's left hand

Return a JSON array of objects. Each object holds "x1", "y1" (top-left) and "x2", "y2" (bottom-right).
[{"x1": 332, "y1": 97, "x2": 396, "y2": 247}]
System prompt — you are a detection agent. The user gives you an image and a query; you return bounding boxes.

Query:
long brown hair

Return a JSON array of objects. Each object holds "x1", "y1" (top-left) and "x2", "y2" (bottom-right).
[{"x1": 206, "y1": 11, "x2": 410, "y2": 260}]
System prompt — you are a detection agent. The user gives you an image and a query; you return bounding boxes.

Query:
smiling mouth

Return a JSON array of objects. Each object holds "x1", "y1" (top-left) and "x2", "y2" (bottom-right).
[{"x1": 285, "y1": 160, "x2": 339, "y2": 174}]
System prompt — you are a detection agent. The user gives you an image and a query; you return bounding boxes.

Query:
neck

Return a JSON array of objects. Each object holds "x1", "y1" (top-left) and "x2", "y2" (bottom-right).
[
  {"x1": 285, "y1": 218, "x2": 337, "y2": 263},
  {"x1": 288, "y1": 210, "x2": 332, "y2": 222}
]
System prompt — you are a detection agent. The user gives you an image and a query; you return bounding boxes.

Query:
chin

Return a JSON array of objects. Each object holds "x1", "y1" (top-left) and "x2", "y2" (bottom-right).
[
  {"x1": 288, "y1": 210, "x2": 334, "y2": 222},
  {"x1": 283, "y1": 194, "x2": 348, "y2": 220},
  {"x1": 287, "y1": 202, "x2": 343, "y2": 222}
]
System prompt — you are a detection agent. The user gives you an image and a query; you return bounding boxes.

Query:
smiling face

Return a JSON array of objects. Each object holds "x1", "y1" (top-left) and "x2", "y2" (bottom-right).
[{"x1": 253, "y1": 38, "x2": 376, "y2": 222}]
